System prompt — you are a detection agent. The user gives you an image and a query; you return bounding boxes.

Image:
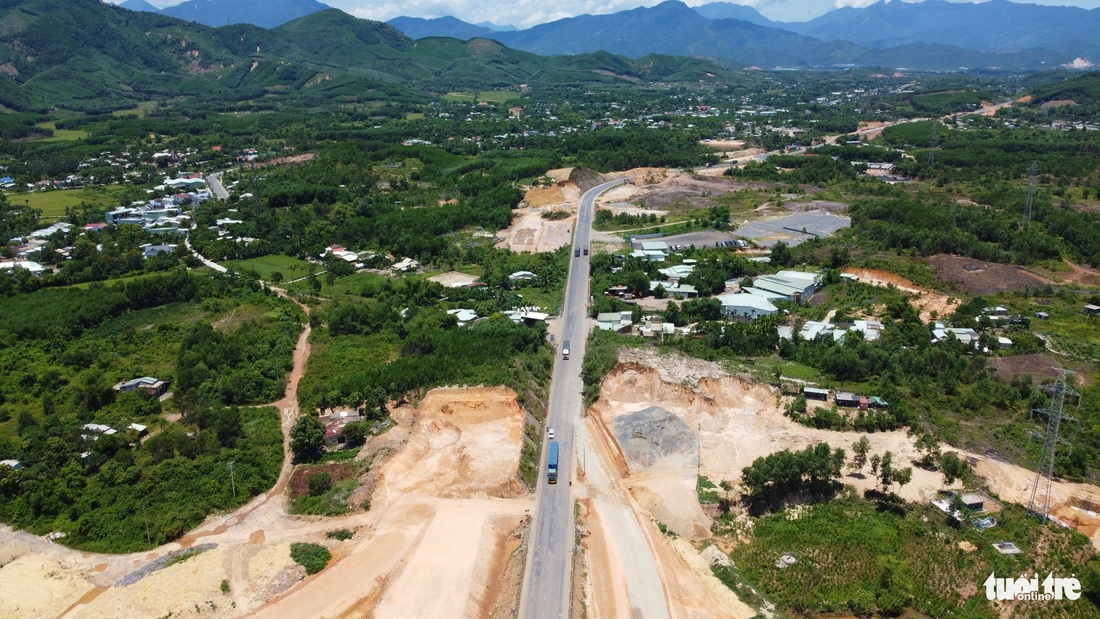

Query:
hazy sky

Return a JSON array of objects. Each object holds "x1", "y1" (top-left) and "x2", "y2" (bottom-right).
[{"x1": 136, "y1": 0, "x2": 1100, "y2": 27}]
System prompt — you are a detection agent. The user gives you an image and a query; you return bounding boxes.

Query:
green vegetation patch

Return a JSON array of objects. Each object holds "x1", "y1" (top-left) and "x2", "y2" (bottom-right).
[
  {"x1": 33, "y1": 121, "x2": 90, "y2": 142},
  {"x1": 223, "y1": 254, "x2": 315, "y2": 284},
  {"x1": 8, "y1": 185, "x2": 129, "y2": 219},
  {"x1": 288, "y1": 463, "x2": 358, "y2": 516},
  {"x1": 730, "y1": 497, "x2": 1098, "y2": 618},
  {"x1": 290, "y1": 542, "x2": 332, "y2": 575}
]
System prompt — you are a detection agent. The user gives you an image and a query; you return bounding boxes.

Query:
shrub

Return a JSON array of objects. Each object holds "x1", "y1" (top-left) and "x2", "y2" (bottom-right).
[
  {"x1": 326, "y1": 528, "x2": 353, "y2": 541},
  {"x1": 290, "y1": 542, "x2": 331, "y2": 575},
  {"x1": 308, "y1": 472, "x2": 332, "y2": 497}
]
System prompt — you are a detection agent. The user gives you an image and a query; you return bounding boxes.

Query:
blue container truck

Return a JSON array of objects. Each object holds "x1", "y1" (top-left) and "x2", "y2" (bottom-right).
[{"x1": 547, "y1": 440, "x2": 559, "y2": 484}]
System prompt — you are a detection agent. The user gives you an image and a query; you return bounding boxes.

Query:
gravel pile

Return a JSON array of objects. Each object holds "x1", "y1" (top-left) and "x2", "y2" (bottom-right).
[
  {"x1": 118, "y1": 543, "x2": 217, "y2": 586},
  {"x1": 612, "y1": 406, "x2": 696, "y2": 469}
]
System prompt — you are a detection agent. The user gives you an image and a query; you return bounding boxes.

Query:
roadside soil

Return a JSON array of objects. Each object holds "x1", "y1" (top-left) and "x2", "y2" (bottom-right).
[
  {"x1": 497, "y1": 168, "x2": 588, "y2": 253},
  {"x1": 843, "y1": 266, "x2": 960, "y2": 322}
]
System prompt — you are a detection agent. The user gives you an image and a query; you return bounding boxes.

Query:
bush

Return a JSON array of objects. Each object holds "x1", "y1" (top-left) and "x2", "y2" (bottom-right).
[
  {"x1": 326, "y1": 528, "x2": 353, "y2": 541},
  {"x1": 290, "y1": 542, "x2": 332, "y2": 575},
  {"x1": 308, "y1": 472, "x2": 332, "y2": 497}
]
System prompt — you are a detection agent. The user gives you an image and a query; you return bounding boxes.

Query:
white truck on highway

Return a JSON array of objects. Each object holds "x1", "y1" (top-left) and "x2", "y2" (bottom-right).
[{"x1": 562, "y1": 340, "x2": 570, "y2": 360}]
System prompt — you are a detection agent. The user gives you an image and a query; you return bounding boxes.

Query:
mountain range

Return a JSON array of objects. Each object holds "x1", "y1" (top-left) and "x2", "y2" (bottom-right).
[
  {"x1": 118, "y1": 0, "x2": 333, "y2": 29},
  {"x1": 108, "y1": 0, "x2": 1098, "y2": 70},
  {"x1": 388, "y1": 1, "x2": 1080, "y2": 70},
  {"x1": 0, "y1": 0, "x2": 738, "y2": 113}
]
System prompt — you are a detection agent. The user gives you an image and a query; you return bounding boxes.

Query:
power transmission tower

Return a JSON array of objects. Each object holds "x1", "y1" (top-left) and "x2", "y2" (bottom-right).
[
  {"x1": 926, "y1": 123, "x2": 938, "y2": 167},
  {"x1": 228, "y1": 460, "x2": 237, "y2": 499},
  {"x1": 1023, "y1": 161, "x2": 1038, "y2": 227},
  {"x1": 1027, "y1": 369, "x2": 1080, "y2": 522}
]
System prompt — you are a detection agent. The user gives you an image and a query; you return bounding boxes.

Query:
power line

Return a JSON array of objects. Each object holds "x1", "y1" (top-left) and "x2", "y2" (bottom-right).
[{"x1": 926, "y1": 122, "x2": 938, "y2": 168}]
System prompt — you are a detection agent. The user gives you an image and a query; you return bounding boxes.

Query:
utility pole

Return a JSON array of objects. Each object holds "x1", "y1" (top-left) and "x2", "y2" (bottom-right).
[{"x1": 228, "y1": 460, "x2": 237, "y2": 499}]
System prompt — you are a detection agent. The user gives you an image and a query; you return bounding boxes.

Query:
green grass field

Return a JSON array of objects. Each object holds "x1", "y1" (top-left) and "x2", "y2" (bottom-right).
[
  {"x1": 442, "y1": 90, "x2": 521, "y2": 103},
  {"x1": 223, "y1": 254, "x2": 315, "y2": 284},
  {"x1": 8, "y1": 185, "x2": 128, "y2": 219},
  {"x1": 33, "y1": 121, "x2": 90, "y2": 142},
  {"x1": 111, "y1": 101, "x2": 158, "y2": 118}
]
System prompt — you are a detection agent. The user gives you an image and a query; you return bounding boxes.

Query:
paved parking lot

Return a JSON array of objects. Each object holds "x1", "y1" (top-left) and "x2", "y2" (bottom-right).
[
  {"x1": 734, "y1": 210, "x2": 850, "y2": 247},
  {"x1": 638, "y1": 230, "x2": 736, "y2": 250}
]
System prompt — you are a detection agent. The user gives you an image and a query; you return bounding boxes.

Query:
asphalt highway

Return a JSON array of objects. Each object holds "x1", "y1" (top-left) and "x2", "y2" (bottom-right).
[{"x1": 519, "y1": 178, "x2": 625, "y2": 619}]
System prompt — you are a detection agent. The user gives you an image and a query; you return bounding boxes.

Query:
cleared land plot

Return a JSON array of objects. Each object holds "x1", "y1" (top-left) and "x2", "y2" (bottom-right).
[
  {"x1": 735, "y1": 210, "x2": 850, "y2": 247},
  {"x1": 8, "y1": 185, "x2": 128, "y2": 219},
  {"x1": 33, "y1": 121, "x2": 90, "y2": 142},
  {"x1": 927, "y1": 255, "x2": 1050, "y2": 295},
  {"x1": 441, "y1": 91, "x2": 520, "y2": 103},
  {"x1": 223, "y1": 254, "x2": 314, "y2": 283}
]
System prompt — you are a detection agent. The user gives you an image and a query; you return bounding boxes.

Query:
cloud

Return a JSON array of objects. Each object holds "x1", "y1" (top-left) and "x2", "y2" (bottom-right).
[
  {"x1": 339, "y1": 0, "x2": 674, "y2": 28},
  {"x1": 833, "y1": 0, "x2": 882, "y2": 8}
]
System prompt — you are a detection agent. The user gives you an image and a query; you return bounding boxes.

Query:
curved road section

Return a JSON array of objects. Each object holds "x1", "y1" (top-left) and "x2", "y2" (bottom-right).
[{"x1": 520, "y1": 179, "x2": 624, "y2": 619}]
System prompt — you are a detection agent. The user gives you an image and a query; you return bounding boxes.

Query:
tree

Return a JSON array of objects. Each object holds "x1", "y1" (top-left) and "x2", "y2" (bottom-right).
[
  {"x1": 878, "y1": 451, "x2": 894, "y2": 492},
  {"x1": 308, "y1": 472, "x2": 332, "y2": 496},
  {"x1": 771, "y1": 241, "x2": 793, "y2": 267},
  {"x1": 939, "y1": 452, "x2": 967, "y2": 486},
  {"x1": 340, "y1": 421, "x2": 368, "y2": 447},
  {"x1": 894, "y1": 466, "x2": 913, "y2": 493},
  {"x1": 870, "y1": 454, "x2": 881, "y2": 477},
  {"x1": 914, "y1": 433, "x2": 941, "y2": 468},
  {"x1": 850, "y1": 436, "x2": 871, "y2": 473},
  {"x1": 290, "y1": 416, "x2": 325, "y2": 463}
]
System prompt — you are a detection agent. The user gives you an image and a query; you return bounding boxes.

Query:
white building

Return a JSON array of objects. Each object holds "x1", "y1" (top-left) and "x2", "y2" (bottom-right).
[
  {"x1": 716, "y1": 293, "x2": 778, "y2": 319},
  {"x1": 0, "y1": 260, "x2": 46, "y2": 277}
]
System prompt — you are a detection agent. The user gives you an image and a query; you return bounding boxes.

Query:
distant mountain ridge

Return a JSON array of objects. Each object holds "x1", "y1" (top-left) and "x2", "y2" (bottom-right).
[
  {"x1": 386, "y1": 0, "x2": 1073, "y2": 70},
  {"x1": 118, "y1": 0, "x2": 161, "y2": 13},
  {"x1": 387, "y1": 16, "x2": 498, "y2": 41},
  {"x1": 120, "y1": 0, "x2": 334, "y2": 29},
  {"x1": 790, "y1": 0, "x2": 1100, "y2": 59},
  {"x1": 691, "y1": 2, "x2": 777, "y2": 27}
]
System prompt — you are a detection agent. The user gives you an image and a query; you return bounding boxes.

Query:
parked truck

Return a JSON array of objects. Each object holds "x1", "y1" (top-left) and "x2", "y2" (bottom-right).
[
  {"x1": 547, "y1": 440, "x2": 559, "y2": 484},
  {"x1": 562, "y1": 340, "x2": 570, "y2": 360}
]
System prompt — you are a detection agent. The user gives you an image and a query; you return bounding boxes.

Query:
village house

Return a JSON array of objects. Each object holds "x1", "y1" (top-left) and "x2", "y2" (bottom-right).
[
  {"x1": 113, "y1": 376, "x2": 169, "y2": 397},
  {"x1": 596, "y1": 311, "x2": 633, "y2": 332}
]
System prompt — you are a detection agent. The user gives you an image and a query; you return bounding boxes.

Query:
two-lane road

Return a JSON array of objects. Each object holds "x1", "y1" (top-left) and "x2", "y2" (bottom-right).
[{"x1": 520, "y1": 179, "x2": 624, "y2": 619}]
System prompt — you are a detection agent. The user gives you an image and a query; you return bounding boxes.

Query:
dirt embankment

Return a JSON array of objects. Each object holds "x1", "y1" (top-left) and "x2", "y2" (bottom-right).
[
  {"x1": 371, "y1": 387, "x2": 528, "y2": 505},
  {"x1": 589, "y1": 348, "x2": 1100, "y2": 552}
]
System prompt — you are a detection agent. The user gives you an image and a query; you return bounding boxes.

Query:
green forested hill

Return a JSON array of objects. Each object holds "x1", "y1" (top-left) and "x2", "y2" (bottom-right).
[{"x1": 0, "y1": 0, "x2": 735, "y2": 112}]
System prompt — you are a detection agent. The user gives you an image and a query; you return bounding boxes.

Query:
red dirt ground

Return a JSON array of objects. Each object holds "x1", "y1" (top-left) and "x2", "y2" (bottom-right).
[
  {"x1": 926, "y1": 255, "x2": 1051, "y2": 295},
  {"x1": 287, "y1": 462, "x2": 357, "y2": 499}
]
